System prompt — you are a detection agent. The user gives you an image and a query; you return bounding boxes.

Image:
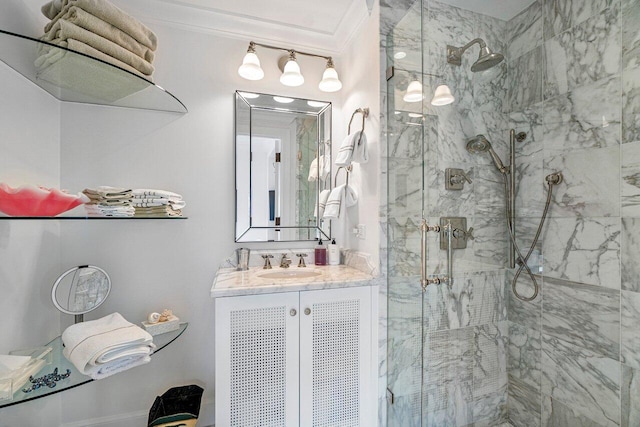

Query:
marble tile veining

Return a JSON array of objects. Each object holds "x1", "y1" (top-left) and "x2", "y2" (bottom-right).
[
  {"x1": 622, "y1": 364, "x2": 640, "y2": 427},
  {"x1": 621, "y1": 290, "x2": 640, "y2": 370},
  {"x1": 544, "y1": 146, "x2": 620, "y2": 217},
  {"x1": 542, "y1": 276, "x2": 620, "y2": 359},
  {"x1": 509, "y1": 321, "x2": 542, "y2": 391},
  {"x1": 541, "y1": 334, "x2": 620, "y2": 426},
  {"x1": 509, "y1": 46, "x2": 544, "y2": 111},
  {"x1": 508, "y1": 376, "x2": 542, "y2": 427},
  {"x1": 622, "y1": 218, "x2": 640, "y2": 293},
  {"x1": 622, "y1": 0, "x2": 640, "y2": 70},
  {"x1": 622, "y1": 143, "x2": 640, "y2": 217},
  {"x1": 542, "y1": 217, "x2": 620, "y2": 288},
  {"x1": 543, "y1": 0, "x2": 572, "y2": 40},
  {"x1": 543, "y1": 27, "x2": 574, "y2": 99},
  {"x1": 622, "y1": 65, "x2": 640, "y2": 144},
  {"x1": 507, "y1": 0, "x2": 543, "y2": 60},
  {"x1": 541, "y1": 394, "x2": 605, "y2": 426},
  {"x1": 473, "y1": 322, "x2": 508, "y2": 399}
]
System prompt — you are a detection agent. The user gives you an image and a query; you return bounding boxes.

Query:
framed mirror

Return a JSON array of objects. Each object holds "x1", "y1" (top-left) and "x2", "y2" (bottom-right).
[
  {"x1": 51, "y1": 265, "x2": 111, "y2": 323},
  {"x1": 235, "y1": 91, "x2": 332, "y2": 242}
]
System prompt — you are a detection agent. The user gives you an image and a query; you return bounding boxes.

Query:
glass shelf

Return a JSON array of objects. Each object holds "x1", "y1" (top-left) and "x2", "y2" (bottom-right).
[
  {"x1": 0, "y1": 29, "x2": 187, "y2": 113},
  {"x1": 0, "y1": 216, "x2": 188, "y2": 220},
  {"x1": 0, "y1": 323, "x2": 188, "y2": 408}
]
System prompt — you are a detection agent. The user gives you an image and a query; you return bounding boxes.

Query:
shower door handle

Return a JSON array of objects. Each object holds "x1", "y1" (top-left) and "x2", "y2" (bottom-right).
[{"x1": 420, "y1": 219, "x2": 443, "y2": 291}]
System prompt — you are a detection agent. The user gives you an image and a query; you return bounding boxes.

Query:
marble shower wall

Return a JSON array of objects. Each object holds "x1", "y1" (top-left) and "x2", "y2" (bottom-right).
[
  {"x1": 506, "y1": 0, "x2": 640, "y2": 425},
  {"x1": 383, "y1": 1, "x2": 511, "y2": 426}
]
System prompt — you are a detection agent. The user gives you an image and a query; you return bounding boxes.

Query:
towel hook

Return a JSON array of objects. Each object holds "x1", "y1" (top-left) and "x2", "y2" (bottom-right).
[
  {"x1": 348, "y1": 107, "x2": 369, "y2": 147},
  {"x1": 334, "y1": 165, "x2": 351, "y2": 188}
]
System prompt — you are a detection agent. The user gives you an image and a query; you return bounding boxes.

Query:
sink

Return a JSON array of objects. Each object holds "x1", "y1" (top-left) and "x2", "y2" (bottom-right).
[{"x1": 258, "y1": 270, "x2": 322, "y2": 279}]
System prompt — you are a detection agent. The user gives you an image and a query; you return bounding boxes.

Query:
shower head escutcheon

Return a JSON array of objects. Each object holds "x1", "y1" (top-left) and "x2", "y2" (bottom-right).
[
  {"x1": 466, "y1": 135, "x2": 508, "y2": 174},
  {"x1": 447, "y1": 38, "x2": 505, "y2": 72}
]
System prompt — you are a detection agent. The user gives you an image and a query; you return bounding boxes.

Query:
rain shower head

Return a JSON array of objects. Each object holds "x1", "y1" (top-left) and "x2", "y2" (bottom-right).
[
  {"x1": 466, "y1": 135, "x2": 507, "y2": 173},
  {"x1": 447, "y1": 38, "x2": 504, "y2": 72}
]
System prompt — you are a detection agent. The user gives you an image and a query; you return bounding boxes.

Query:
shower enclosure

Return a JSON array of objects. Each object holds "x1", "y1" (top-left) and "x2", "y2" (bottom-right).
[{"x1": 384, "y1": 0, "x2": 638, "y2": 425}]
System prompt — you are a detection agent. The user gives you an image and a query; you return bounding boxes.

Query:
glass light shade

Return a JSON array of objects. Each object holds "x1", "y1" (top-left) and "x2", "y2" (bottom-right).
[
  {"x1": 280, "y1": 59, "x2": 304, "y2": 86},
  {"x1": 273, "y1": 96, "x2": 294, "y2": 103},
  {"x1": 238, "y1": 52, "x2": 264, "y2": 80},
  {"x1": 318, "y1": 67, "x2": 342, "y2": 92},
  {"x1": 403, "y1": 80, "x2": 424, "y2": 103},
  {"x1": 430, "y1": 84, "x2": 455, "y2": 106}
]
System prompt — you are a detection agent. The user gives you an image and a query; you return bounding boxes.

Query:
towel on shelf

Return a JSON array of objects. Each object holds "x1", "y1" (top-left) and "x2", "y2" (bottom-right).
[
  {"x1": 42, "y1": 0, "x2": 158, "y2": 51},
  {"x1": 134, "y1": 205, "x2": 182, "y2": 217},
  {"x1": 49, "y1": 6, "x2": 155, "y2": 62},
  {"x1": 323, "y1": 184, "x2": 358, "y2": 219},
  {"x1": 34, "y1": 41, "x2": 151, "y2": 101},
  {"x1": 35, "y1": 39, "x2": 153, "y2": 82},
  {"x1": 132, "y1": 189, "x2": 182, "y2": 198},
  {"x1": 335, "y1": 131, "x2": 368, "y2": 167},
  {"x1": 44, "y1": 20, "x2": 155, "y2": 76},
  {"x1": 83, "y1": 186, "x2": 132, "y2": 199},
  {"x1": 62, "y1": 312, "x2": 155, "y2": 380},
  {"x1": 84, "y1": 205, "x2": 135, "y2": 217},
  {"x1": 132, "y1": 199, "x2": 186, "y2": 209},
  {"x1": 313, "y1": 189, "x2": 331, "y2": 218},
  {"x1": 307, "y1": 155, "x2": 330, "y2": 182}
]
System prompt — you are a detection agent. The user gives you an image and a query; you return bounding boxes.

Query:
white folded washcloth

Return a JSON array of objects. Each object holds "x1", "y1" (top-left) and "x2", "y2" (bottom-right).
[
  {"x1": 314, "y1": 189, "x2": 331, "y2": 218},
  {"x1": 131, "y1": 198, "x2": 186, "y2": 209},
  {"x1": 308, "y1": 155, "x2": 330, "y2": 182},
  {"x1": 62, "y1": 312, "x2": 155, "y2": 378},
  {"x1": 323, "y1": 184, "x2": 358, "y2": 219},
  {"x1": 335, "y1": 131, "x2": 368, "y2": 167},
  {"x1": 83, "y1": 186, "x2": 132, "y2": 199},
  {"x1": 132, "y1": 189, "x2": 182, "y2": 199}
]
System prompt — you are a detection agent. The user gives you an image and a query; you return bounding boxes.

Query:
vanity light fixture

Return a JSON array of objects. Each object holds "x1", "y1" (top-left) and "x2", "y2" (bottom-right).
[
  {"x1": 238, "y1": 41, "x2": 342, "y2": 92},
  {"x1": 430, "y1": 84, "x2": 455, "y2": 106},
  {"x1": 403, "y1": 80, "x2": 424, "y2": 103},
  {"x1": 238, "y1": 42, "x2": 264, "y2": 81}
]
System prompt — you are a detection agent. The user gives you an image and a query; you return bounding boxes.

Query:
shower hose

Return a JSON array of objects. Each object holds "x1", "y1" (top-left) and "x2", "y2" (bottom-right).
[{"x1": 503, "y1": 172, "x2": 562, "y2": 302}]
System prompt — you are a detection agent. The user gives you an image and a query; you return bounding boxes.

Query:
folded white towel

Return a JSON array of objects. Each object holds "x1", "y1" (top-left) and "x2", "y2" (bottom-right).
[
  {"x1": 85, "y1": 353, "x2": 151, "y2": 380},
  {"x1": 132, "y1": 200, "x2": 186, "y2": 209},
  {"x1": 132, "y1": 189, "x2": 182, "y2": 199},
  {"x1": 323, "y1": 184, "x2": 358, "y2": 219},
  {"x1": 335, "y1": 131, "x2": 368, "y2": 167},
  {"x1": 314, "y1": 189, "x2": 331, "y2": 218},
  {"x1": 62, "y1": 312, "x2": 155, "y2": 377},
  {"x1": 308, "y1": 155, "x2": 330, "y2": 182}
]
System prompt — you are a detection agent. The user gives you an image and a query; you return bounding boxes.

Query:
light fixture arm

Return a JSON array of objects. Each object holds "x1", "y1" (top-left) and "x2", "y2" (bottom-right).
[
  {"x1": 249, "y1": 41, "x2": 333, "y2": 62},
  {"x1": 447, "y1": 38, "x2": 487, "y2": 66}
]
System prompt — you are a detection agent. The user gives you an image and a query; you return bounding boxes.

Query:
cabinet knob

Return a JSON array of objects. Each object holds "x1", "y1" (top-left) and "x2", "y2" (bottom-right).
[
  {"x1": 304, "y1": 308, "x2": 311, "y2": 315},
  {"x1": 290, "y1": 308, "x2": 297, "y2": 317}
]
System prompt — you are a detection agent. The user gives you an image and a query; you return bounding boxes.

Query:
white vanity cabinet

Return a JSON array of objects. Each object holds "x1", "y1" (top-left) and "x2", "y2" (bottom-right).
[{"x1": 215, "y1": 286, "x2": 375, "y2": 427}]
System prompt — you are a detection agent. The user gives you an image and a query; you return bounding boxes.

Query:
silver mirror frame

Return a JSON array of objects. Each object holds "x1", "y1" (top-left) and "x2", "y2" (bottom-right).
[
  {"x1": 234, "y1": 91, "x2": 333, "y2": 242},
  {"x1": 51, "y1": 265, "x2": 111, "y2": 323}
]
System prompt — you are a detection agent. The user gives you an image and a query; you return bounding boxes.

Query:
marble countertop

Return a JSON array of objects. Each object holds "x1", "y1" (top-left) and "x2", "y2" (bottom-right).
[{"x1": 211, "y1": 264, "x2": 376, "y2": 298}]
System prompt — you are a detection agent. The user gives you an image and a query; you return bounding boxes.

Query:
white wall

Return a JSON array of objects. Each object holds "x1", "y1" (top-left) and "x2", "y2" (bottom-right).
[
  {"x1": 0, "y1": 2, "x2": 62, "y2": 425},
  {"x1": 0, "y1": 0, "x2": 380, "y2": 424},
  {"x1": 336, "y1": 4, "x2": 381, "y2": 266}
]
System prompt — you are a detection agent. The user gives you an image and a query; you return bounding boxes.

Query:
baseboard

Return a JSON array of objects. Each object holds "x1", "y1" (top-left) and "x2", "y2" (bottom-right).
[{"x1": 61, "y1": 400, "x2": 214, "y2": 427}]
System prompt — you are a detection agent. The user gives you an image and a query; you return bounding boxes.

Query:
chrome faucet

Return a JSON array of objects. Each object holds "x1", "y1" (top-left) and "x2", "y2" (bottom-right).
[
  {"x1": 280, "y1": 253, "x2": 292, "y2": 268},
  {"x1": 296, "y1": 253, "x2": 308, "y2": 267},
  {"x1": 261, "y1": 254, "x2": 273, "y2": 269}
]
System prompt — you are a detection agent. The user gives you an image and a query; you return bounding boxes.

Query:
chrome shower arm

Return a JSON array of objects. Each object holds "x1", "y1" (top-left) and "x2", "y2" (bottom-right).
[{"x1": 447, "y1": 38, "x2": 487, "y2": 65}]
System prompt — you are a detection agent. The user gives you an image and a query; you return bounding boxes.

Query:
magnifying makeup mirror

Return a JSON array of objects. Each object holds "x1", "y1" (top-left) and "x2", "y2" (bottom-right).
[{"x1": 51, "y1": 265, "x2": 111, "y2": 323}]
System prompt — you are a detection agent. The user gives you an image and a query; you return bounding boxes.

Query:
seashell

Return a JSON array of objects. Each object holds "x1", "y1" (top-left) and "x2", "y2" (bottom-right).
[
  {"x1": 147, "y1": 312, "x2": 161, "y2": 324},
  {"x1": 158, "y1": 309, "x2": 173, "y2": 322}
]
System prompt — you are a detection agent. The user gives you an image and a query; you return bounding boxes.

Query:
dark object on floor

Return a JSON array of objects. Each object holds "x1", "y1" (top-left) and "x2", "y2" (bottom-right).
[{"x1": 148, "y1": 384, "x2": 204, "y2": 427}]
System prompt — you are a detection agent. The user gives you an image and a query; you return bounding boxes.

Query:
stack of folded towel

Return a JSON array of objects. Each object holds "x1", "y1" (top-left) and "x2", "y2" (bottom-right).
[
  {"x1": 335, "y1": 131, "x2": 368, "y2": 167},
  {"x1": 62, "y1": 312, "x2": 155, "y2": 380},
  {"x1": 132, "y1": 189, "x2": 185, "y2": 217},
  {"x1": 83, "y1": 186, "x2": 134, "y2": 217},
  {"x1": 37, "y1": 0, "x2": 158, "y2": 82}
]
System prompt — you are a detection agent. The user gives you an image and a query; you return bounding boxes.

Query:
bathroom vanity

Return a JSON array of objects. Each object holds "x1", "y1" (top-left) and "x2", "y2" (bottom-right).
[{"x1": 211, "y1": 264, "x2": 378, "y2": 427}]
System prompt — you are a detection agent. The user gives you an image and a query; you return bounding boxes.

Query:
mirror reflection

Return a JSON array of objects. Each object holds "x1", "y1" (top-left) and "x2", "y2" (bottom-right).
[
  {"x1": 235, "y1": 91, "x2": 332, "y2": 242},
  {"x1": 51, "y1": 265, "x2": 111, "y2": 315}
]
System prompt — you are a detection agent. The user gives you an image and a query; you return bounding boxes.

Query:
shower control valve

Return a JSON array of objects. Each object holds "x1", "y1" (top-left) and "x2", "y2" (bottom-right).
[
  {"x1": 445, "y1": 168, "x2": 472, "y2": 191},
  {"x1": 453, "y1": 227, "x2": 474, "y2": 241}
]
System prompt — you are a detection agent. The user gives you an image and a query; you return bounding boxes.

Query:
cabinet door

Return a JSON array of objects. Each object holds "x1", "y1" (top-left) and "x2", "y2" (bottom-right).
[
  {"x1": 215, "y1": 293, "x2": 300, "y2": 427},
  {"x1": 299, "y1": 286, "x2": 373, "y2": 427}
]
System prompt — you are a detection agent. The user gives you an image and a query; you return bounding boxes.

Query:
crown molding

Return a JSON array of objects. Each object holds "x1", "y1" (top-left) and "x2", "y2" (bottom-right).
[{"x1": 114, "y1": 0, "x2": 369, "y2": 56}]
